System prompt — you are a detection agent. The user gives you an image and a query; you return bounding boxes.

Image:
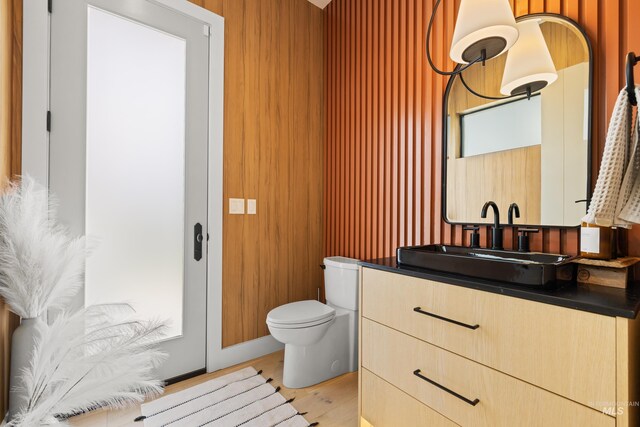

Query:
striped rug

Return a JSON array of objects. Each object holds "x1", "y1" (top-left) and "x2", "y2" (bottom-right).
[{"x1": 134, "y1": 367, "x2": 316, "y2": 427}]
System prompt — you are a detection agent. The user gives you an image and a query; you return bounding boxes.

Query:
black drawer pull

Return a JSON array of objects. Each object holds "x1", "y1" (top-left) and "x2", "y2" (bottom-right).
[
  {"x1": 413, "y1": 307, "x2": 479, "y2": 330},
  {"x1": 413, "y1": 369, "x2": 480, "y2": 406}
]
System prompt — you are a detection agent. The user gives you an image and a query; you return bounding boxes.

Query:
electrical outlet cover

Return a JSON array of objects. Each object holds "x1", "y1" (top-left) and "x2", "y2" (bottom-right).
[
  {"x1": 229, "y1": 198, "x2": 245, "y2": 214},
  {"x1": 247, "y1": 199, "x2": 257, "y2": 214}
]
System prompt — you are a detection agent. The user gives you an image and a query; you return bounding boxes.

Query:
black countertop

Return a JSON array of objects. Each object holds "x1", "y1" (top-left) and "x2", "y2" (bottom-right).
[{"x1": 359, "y1": 257, "x2": 640, "y2": 319}]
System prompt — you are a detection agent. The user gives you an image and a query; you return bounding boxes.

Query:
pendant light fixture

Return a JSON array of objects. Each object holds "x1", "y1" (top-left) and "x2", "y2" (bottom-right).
[
  {"x1": 427, "y1": 1, "x2": 558, "y2": 101},
  {"x1": 427, "y1": 0, "x2": 518, "y2": 76},
  {"x1": 500, "y1": 19, "x2": 558, "y2": 96}
]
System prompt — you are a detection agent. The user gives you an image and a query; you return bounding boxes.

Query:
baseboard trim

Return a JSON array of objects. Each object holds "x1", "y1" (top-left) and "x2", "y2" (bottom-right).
[
  {"x1": 207, "y1": 335, "x2": 283, "y2": 373},
  {"x1": 165, "y1": 368, "x2": 207, "y2": 386}
]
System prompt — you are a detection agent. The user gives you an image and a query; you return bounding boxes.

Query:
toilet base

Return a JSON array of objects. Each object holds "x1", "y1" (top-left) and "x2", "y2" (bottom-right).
[{"x1": 282, "y1": 308, "x2": 357, "y2": 388}]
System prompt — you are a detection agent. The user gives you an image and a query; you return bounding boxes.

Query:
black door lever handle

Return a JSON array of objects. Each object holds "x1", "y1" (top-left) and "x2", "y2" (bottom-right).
[{"x1": 194, "y1": 223, "x2": 203, "y2": 261}]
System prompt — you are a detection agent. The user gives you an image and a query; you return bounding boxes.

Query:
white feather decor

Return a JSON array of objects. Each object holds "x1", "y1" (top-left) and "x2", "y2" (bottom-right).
[
  {"x1": 0, "y1": 177, "x2": 168, "y2": 426},
  {"x1": 0, "y1": 176, "x2": 88, "y2": 318},
  {"x1": 8, "y1": 304, "x2": 167, "y2": 427}
]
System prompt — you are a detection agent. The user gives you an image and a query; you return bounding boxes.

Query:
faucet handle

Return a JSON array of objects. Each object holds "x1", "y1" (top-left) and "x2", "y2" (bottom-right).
[
  {"x1": 518, "y1": 228, "x2": 539, "y2": 234},
  {"x1": 517, "y1": 228, "x2": 539, "y2": 252},
  {"x1": 463, "y1": 226, "x2": 481, "y2": 248}
]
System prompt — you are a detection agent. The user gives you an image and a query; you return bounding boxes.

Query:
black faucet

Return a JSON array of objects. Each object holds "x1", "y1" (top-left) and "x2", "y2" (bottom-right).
[
  {"x1": 508, "y1": 203, "x2": 520, "y2": 225},
  {"x1": 481, "y1": 201, "x2": 503, "y2": 250}
]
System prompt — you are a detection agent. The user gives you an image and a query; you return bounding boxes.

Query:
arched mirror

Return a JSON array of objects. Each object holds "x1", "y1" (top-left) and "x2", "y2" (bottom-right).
[{"x1": 443, "y1": 14, "x2": 592, "y2": 227}]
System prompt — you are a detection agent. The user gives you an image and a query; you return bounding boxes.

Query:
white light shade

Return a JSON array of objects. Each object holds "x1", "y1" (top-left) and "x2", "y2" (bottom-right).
[
  {"x1": 450, "y1": 0, "x2": 518, "y2": 64},
  {"x1": 500, "y1": 19, "x2": 558, "y2": 96}
]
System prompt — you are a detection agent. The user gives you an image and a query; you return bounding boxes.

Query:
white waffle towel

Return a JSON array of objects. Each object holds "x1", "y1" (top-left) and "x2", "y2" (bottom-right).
[
  {"x1": 617, "y1": 87, "x2": 640, "y2": 223},
  {"x1": 583, "y1": 88, "x2": 637, "y2": 227}
]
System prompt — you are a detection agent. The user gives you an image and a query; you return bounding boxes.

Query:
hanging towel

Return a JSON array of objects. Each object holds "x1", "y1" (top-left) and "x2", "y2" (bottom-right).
[
  {"x1": 583, "y1": 88, "x2": 633, "y2": 227},
  {"x1": 617, "y1": 86, "x2": 640, "y2": 223}
]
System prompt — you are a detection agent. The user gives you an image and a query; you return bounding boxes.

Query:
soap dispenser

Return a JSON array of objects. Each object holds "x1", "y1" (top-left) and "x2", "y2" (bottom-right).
[
  {"x1": 580, "y1": 222, "x2": 616, "y2": 260},
  {"x1": 464, "y1": 226, "x2": 481, "y2": 248}
]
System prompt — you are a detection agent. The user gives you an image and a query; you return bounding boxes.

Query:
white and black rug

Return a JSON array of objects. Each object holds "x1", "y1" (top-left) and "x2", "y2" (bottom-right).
[{"x1": 134, "y1": 367, "x2": 317, "y2": 427}]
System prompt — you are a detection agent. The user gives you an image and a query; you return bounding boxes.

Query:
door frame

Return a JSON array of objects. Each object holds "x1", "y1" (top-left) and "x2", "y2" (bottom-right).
[{"x1": 21, "y1": 0, "x2": 234, "y2": 373}]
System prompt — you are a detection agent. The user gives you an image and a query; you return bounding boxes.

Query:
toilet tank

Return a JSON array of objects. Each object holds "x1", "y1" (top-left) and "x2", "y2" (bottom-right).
[{"x1": 324, "y1": 256, "x2": 360, "y2": 311}]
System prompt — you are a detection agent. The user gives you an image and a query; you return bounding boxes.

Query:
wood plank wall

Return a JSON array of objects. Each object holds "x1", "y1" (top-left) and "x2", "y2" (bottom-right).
[
  {"x1": 191, "y1": 0, "x2": 325, "y2": 348},
  {"x1": 0, "y1": 1, "x2": 323, "y2": 402},
  {"x1": 0, "y1": 0, "x2": 22, "y2": 416},
  {"x1": 324, "y1": 0, "x2": 640, "y2": 260}
]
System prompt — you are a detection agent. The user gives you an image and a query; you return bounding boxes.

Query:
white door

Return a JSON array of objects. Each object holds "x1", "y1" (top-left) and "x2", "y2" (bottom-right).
[{"x1": 49, "y1": 0, "x2": 210, "y2": 380}]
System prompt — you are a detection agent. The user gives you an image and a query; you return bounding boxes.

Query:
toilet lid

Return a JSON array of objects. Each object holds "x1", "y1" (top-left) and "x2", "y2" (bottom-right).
[{"x1": 267, "y1": 300, "x2": 335, "y2": 326}]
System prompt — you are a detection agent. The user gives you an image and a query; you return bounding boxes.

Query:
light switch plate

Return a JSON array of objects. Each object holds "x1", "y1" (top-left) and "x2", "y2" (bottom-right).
[
  {"x1": 247, "y1": 199, "x2": 257, "y2": 215},
  {"x1": 229, "y1": 198, "x2": 245, "y2": 214}
]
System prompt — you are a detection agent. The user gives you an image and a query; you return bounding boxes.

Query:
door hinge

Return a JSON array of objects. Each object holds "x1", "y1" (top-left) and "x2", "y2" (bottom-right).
[
  {"x1": 203, "y1": 24, "x2": 210, "y2": 37},
  {"x1": 46, "y1": 111, "x2": 51, "y2": 132},
  {"x1": 48, "y1": 0, "x2": 52, "y2": 13}
]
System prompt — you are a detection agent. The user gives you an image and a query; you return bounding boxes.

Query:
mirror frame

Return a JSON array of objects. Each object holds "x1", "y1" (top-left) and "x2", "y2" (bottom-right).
[{"x1": 441, "y1": 13, "x2": 594, "y2": 229}]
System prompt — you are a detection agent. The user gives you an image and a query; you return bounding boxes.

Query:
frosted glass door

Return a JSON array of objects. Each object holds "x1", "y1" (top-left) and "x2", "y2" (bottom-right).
[
  {"x1": 85, "y1": 7, "x2": 187, "y2": 340},
  {"x1": 50, "y1": 0, "x2": 210, "y2": 379}
]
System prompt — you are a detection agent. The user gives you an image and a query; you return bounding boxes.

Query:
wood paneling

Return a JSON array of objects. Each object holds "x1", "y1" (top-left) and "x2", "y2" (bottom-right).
[
  {"x1": 188, "y1": 0, "x2": 223, "y2": 16},
  {"x1": 0, "y1": 0, "x2": 22, "y2": 416},
  {"x1": 446, "y1": 145, "x2": 542, "y2": 224},
  {"x1": 324, "y1": 0, "x2": 640, "y2": 258},
  {"x1": 192, "y1": 0, "x2": 325, "y2": 347}
]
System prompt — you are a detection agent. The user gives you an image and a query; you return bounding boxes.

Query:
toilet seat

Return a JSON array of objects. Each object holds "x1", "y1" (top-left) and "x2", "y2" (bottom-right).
[{"x1": 267, "y1": 300, "x2": 335, "y2": 329}]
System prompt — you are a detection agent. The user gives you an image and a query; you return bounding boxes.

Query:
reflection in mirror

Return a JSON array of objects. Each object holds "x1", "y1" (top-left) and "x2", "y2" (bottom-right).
[{"x1": 444, "y1": 14, "x2": 591, "y2": 227}]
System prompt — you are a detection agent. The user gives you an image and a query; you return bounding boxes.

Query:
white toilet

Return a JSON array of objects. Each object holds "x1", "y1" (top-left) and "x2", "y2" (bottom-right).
[{"x1": 266, "y1": 256, "x2": 359, "y2": 388}]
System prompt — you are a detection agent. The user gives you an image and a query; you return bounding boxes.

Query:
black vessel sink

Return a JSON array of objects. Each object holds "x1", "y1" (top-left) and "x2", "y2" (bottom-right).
[{"x1": 396, "y1": 245, "x2": 574, "y2": 288}]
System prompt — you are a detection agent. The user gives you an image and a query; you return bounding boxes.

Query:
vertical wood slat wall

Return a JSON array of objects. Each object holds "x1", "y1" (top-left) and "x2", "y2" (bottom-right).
[
  {"x1": 192, "y1": 0, "x2": 325, "y2": 348},
  {"x1": 0, "y1": 0, "x2": 22, "y2": 416},
  {"x1": 324, "y1": 0, "x2": 640, "y2": 260}
]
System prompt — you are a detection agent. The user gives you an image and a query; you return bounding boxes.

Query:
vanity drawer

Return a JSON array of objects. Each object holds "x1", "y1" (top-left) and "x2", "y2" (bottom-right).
[
  {"x1": 361, "y1": 267, "x2": 616, "y2": 412},
  {"x1": 361, "y1": 368, "x2": 458, "y2": 427},
  {"x1": 361, "y1": 319, "x2": 614, "y2": 427}
]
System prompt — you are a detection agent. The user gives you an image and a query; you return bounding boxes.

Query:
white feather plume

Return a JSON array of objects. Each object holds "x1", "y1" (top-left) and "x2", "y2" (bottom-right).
[
  {"x1": 9, "y1": 304, "x2": 167, "y2": 427},
  {"x1": 0, "y1": 176, "x2": 89, "y2": 318}
]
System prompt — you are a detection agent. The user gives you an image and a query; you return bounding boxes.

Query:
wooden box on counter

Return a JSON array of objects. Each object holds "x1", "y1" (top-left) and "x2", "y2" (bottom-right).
[{"x1": 573, "y1": 257, "x2": 640, "y2": 289}]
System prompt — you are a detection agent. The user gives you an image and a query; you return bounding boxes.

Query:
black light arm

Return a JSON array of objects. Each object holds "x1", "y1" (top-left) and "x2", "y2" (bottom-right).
[
  {"x1": 458, "y1": 72, "x2": 539, "y2": 101},
  {"x1": 425, "y1": 0, "x2": 485, "y2": 76}
]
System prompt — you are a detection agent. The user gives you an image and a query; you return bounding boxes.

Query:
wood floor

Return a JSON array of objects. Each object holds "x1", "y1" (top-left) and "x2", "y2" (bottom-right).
[{"x1": 69, "y1": 350, "x2": 358, "y2": 427}]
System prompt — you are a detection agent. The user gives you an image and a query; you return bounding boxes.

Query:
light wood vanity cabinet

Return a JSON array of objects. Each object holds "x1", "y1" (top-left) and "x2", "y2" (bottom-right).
[{"x1": 358, "y1": 267, "x2": 640, "y2": 427}]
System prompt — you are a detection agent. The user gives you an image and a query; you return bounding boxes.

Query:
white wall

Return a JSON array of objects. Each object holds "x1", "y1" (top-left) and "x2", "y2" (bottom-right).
[{"x1": 540, "y1": 62, "x2": 589, "y2": 225}]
